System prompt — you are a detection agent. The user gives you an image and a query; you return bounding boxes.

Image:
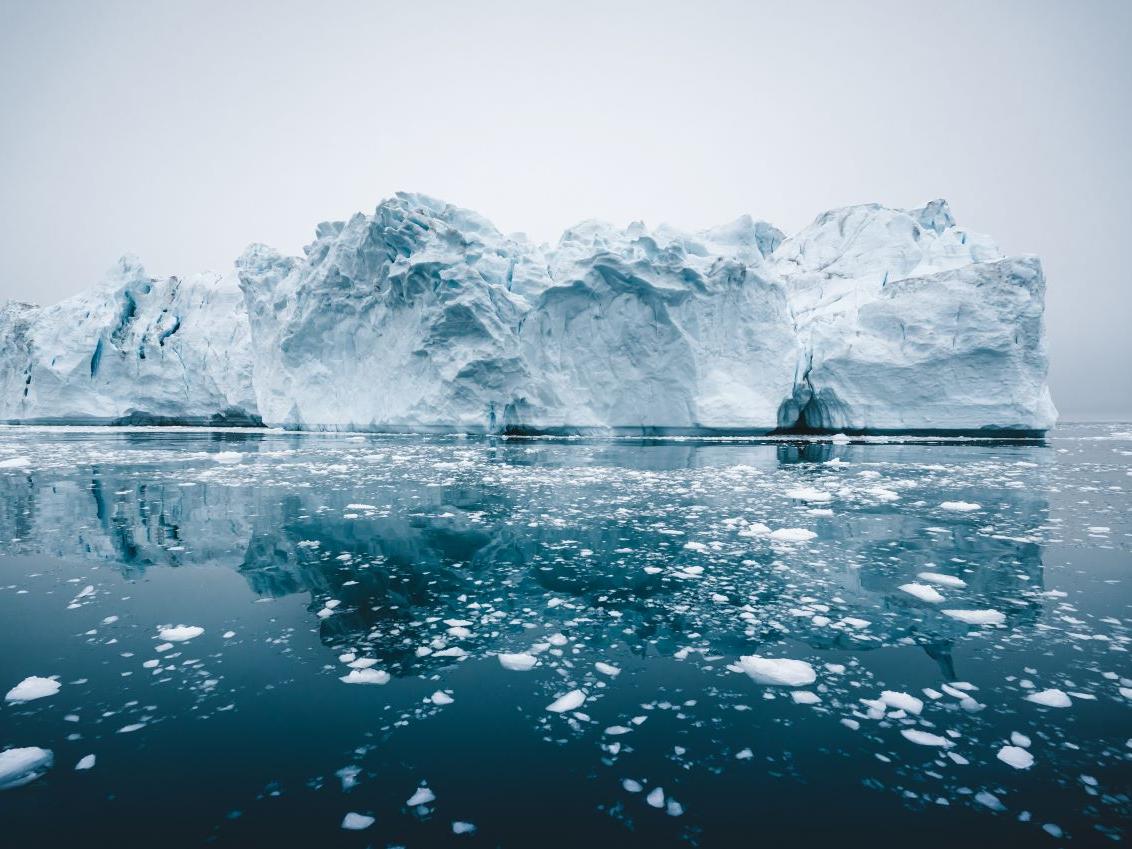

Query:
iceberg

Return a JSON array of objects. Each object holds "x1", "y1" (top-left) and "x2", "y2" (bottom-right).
[{"x1": 0, "y1": 194, "x2": 1056, "y2": 434}]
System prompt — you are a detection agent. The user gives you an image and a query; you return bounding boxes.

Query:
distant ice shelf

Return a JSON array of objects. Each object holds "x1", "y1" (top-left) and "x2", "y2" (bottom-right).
[{"x1": 0, "y1": 195, "x2": 1056, "y2": 435}]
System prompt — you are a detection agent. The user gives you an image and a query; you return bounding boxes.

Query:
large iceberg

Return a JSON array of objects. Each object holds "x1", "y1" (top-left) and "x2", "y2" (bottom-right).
[{"x1": 0, "y1": 194, "x2": 1056, "y2": 434}]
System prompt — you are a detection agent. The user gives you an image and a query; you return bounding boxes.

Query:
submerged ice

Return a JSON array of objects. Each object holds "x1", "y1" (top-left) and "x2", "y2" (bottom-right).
[{"x1": 0, "y1": 195, "x2": 1055, "y2": 434}]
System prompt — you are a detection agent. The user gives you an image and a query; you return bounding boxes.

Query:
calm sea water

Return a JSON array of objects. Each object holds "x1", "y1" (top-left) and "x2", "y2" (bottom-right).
[{"x1": 0, "y1": 425, "x2": 1128, "y2": 847}]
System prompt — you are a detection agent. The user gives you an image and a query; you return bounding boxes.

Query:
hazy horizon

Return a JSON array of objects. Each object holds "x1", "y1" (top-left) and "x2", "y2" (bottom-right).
[{"x1": 1, "y1": 0, "x2": 1129, "y2": 419}]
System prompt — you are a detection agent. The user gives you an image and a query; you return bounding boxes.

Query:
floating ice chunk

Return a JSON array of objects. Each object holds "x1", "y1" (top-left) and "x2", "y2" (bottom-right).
[
  {"x1": 339, "y1": 669, "x2": 390, "y2": 685},
  {"x1": 622, "y1": 778, "x2": 643, "y2": 792},
  {"x1": 452, "y1": 821, "x2": 477, "y2": 835},
  {"x1": 117, "y1": 723, "x2": 145, "y2": 733},
  {"x1": 406, "y1": 786, "x2": 436, "y2": 806},
  {"x1": 0, "y1": 456, "x2": 30, "y2": 469},
  {"x1": 917, "y1": 572, "x2": 967, "y2": 589},
  {"x1": 341, "y1": 812, "x2": 374, "y2": 830},
  {"x1": 604, "y1": 726, "x2": 632, "y2": 735},
  {"x1": 1010, "y1": 732, "x2": 1031, "y2": 748},
  {"x1": 666, "y1": 799, "x2": 684, "y2": 817},
  {"x1": 222, "y1": 631, "x2": 236, "y2": 639},
  {"x1": 900, "y1": 729, "x2": 953, "y2": 747},
  {"x1": 942, "y1": 609, "x2": 1005, "y2": 626},
  {"x1": 646, "y1": 787, "x2": 665, "y2": 808},
  {"x1": 75, "y1": 754, "x2": 96, "y2": 770},
  {"x1": 785, "y1": 487, "x2": 831, "y2": 503},
  {"x1": 683, "y1": 541, "x2": 709, "y2": 552},
  {"x1": 738, "y1": 656, "x2": 816, "y2": 687},
  {"x1": 212, "y1": 452, "x2": 242, "y2": 464},
  {"x1": 498, "y1": 652, "x2": 538, "y2": 671},
  {"x1": 768, "y1": 528, "x2": 816, "y2": 543},
  {"x1": 880, "y1": 691, "x2": 924, "y2": 715},
  {"x1": 737, "y1": 522, "x2": 771, "y2": 538},
  {"x1": 157, "y1": 625, "x2": 204, "y2": 642},
  {"x1": 430, "y1": 691, "x2": 454, "y2": 706},
  {"x1": 735, "y1": 748, "x2": 754, "y2": 759},
  {"x1": 899, "y1": 583, "x2": 945, "y2": 603},
  {"x1": 348, "y1": 658, "x2": 378, "y2": 669},
  {"x1": 5, "y1": 676, "x2": 61, "y2": 703},
  {"x1": 997, "y1": 745, "x2": 1034, "y2": 769},
  {"x1": 595, "y1": 662, "x2": 620, "y2": 677},
  {"x1": 791, "y1": 691, "x2": 821, "y2": 705},
  {"x1": 336, "y1": 765, "x2": 361, "y2": 790},
  {"x1": 940, "y1": 501, "x2": 981, "y2": 512},
  {"x1": 831, "y1": 434, "x2": 851, "y2": 444},
  {"x1": 546, "y1": 690, "x2": 586, "y2": 713},
  {"x1": 0, "y1": 747, "x2": 52, "y2": 789},
  {"x1": 975, "y1": 791, "x2": 1005, "y2": 811},
  {"x1": 1025, "y1": 689, "x2": 1072, "y2": 708}
]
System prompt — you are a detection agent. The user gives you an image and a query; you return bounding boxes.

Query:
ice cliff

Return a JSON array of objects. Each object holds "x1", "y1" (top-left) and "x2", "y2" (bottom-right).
[{"x1": 0, "y1": 195, "x2": 1057, "y2": 434}]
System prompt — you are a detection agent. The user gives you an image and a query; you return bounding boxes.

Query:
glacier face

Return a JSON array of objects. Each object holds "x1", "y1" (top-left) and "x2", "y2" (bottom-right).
[
  {"x1": 0, "y1": 256, "x2": 258, "y2": 425},
  {"x1": 0, "y1": 195, "x2": 1057, "y2": 434}
]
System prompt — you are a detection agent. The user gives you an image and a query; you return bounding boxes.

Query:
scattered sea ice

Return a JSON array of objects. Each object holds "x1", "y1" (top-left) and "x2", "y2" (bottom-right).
[
  {"x1": 622, "y1": 778, "x2": 643, "y2": 792},
  {"x1": 880, "y1": 690, "x2": 924, "y2": 715},
  {"x1": 1025, "y1": 689, "x2": 1072, "y2": 708},
  {"x1": 975, "y1": 791, "x2": 1005, "y2": 812},
  {"x1": 5, "y1": 676, "x2": 61, "y2": 703},
  {"x1": 785, "y1": 487, "x2": 831, "y2": 503},
  {"x1": 498, "y1": 652, "x2": 537, "y2": 671},
  {"x1": 407, "y1": 786, "x2": 436, "y2": 807},
  {"x1": 0, "y1": 456, "x2": 30, "y2": 469},
  {"x1": 900, "y1": 729, "x2": 953, "y2": 747},
  {"x1": 75, "y1": 754, "x2": 96, "y2": 771},
  {"x1": 341, "y1": 812, "x2": 374, "y2": 830},
  {"x1": 942, "y1": 609, "x2": 1005, "y2": 626},
  {"x1": 917, "y1": 572, "x2": 967, "y2": 588},
  {"x1": 997, "y1": 745, "x2": 1034, "y2": 770},
  {"x1": 546, "y1": 690, "x2": 586, "y2": 713},
  {"x1": 737, "y1": 655, "x2": 816, "y2": 687},
  {"x1": 339, "y1": 669, "x2": 390, "y2": 685},
  {"x1": 940, "y1": 501, "x2": 981, "y2": 512},
  {"x1": 791, "y1": 691, "x2": 821, "y2": 705},
  {"x1": 595, "y1": 662, "x2": 620, "y2": 677},
  {"x1": 430, "y1": 691, "x2": 454, "y2": 706},
  {"x1": 157, "y1": 625, "x2": 204, "y2": 643},
  {"x1": 768, "y1": 528, "x2": 817, "y2": 543},
  {"x1": 899, "y1": 583, "x2": 945, "y2": 603},
  {"x1": 452, "y1": 821, "x2": 476, "y2": 835},
  {"x1": 646, "y1": 787, "x2": 665, "y2": 808},
  {"x1": 0, "y1": 746, "x2": 52, "y2": 789}
]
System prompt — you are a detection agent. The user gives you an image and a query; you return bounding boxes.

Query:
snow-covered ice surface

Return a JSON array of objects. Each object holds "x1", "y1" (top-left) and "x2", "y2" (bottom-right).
[
  {"x1": 0, "y1": 195, "x2": 1054, "y2": 435},
  {"x1": 0, "y1": 423, "x2": 1128, "y2": 846}
]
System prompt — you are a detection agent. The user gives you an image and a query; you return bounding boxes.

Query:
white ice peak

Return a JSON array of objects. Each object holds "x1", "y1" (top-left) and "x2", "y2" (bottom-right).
[{"x1": 0, "y1": 194, "x2": 1056, "y2": 434}]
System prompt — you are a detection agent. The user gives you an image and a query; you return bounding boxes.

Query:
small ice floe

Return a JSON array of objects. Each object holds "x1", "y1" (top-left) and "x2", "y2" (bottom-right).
[
  {"x1": 339, "y1": 669, "x2": 390, "y2": 685},
  {"x1": 336, "y1": 765, "x2": 361, "y2": 790},
  {"x1": 646, "y1": 787, "x2": 665, "y2": 808},
  {"x1": 546, "y1": 690, "x2": 586, "y2": 713},
  {"x1": 75, "y1": 754, "x2": 96, "y2": 770},
  {"x1": 117, "y1": 723, "x2": 146, "y2": 734},
  {"x1": 406, "y1": 785, "x2": 436, "y2": 807},
  {"x1": 341, "y1": 812, "x2": 374, "y2": 830},
  {"x1": 791, "y1": 691, "x2": 821, "y2": 705},
  {"x1": 430, "y1": 691, "x2": 454, "y2": 706},
  {"x1": 900, "y1": 729, "x2": 953, "y2": 747},
  {"x1": 940, "y1": 501, "x2": 981, "y2": 512},
  {"x1": 735, "y1": 748, "x2": 754, "y2": 759},
  {"x1": 595, "y1": 662, "x2": 620, "y2": 677},
  {"x1": 736, "y1": 656, "x2": 816, "y2": 687},
  {"x1": 785, "y1": 487, "x2": 831, "y2": 503},
  {"x1": 452, "y1": 821, "x2": 476, "y2": 835},
  {"x1": 0, "y1": 746, "x2": 52, "y2": 789},
  {"x1": 942, "y1": 609, "x2": 1005, "y2": 626},
  {"x1": 1025, "y1": 688, "x2": 1072, "y2": 708},
  {"x1": 622, "y1": 778, "x2": 643, "y2": 792},
  {"x1": 212, "y1": 451, "x2": 242, "y2": 464},
  {"x1": 880, "y1": 691, "x2": 924, "y2": 715},
  {"x1": 831, "y1": 433, "x2": 851, "y2": 444},
  {"x1": 683, "y1": 541, "x2": 709, "y2": 552},
  {"x1": 222, "y1": 631, "x2": 236, "y2": 639},
  {"x1": 899, "y1": 583, "x2": 945, "y2": 603},
  {"x1": 157, "y1": 625, "x2": 204, "y2": 643},
  {"x1": 917, "y1": 572, "x2": 967, "y2": 589},
  {"x1": 768, "y1": 528, "x2": 816, "y2": 543},
  {"x1": 997, "y1": 745, "x2": 1034, "y2": 769},
  {"x1": 0, "y1": 456, "x2": 30, "y2": 469},
  {"x1": 498, "y1": 652, "x2": 537, "y2": 671},
  {"x1": 975, "y1": 791, "x2": 1006, "y2": 812},
  {"x1": 5, "y1": 676, "x2": 61, "y2": 703},
  {"x1": 604, "y1": 726, "x2": 632, "y2": 736},
  {"x1": 1010, "y1": 732, "x2": 1031, "y2": 748}
]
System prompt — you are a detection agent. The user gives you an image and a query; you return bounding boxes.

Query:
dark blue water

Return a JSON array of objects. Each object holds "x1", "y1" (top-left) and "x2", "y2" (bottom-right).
[{"x1": 0, "y1": 425, "x2": 1128, "y2": 847}]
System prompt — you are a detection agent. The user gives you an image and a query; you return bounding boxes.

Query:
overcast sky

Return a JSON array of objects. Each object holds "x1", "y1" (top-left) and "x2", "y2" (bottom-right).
[{"x1": 0, "y1": 0, "x2": 1128, "y2": 419}]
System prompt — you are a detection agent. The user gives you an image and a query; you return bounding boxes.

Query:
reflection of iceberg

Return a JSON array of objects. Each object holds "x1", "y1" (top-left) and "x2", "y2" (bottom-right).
[{"x1": 0, "y1": 434, "x2": 1048, "y2": 680}]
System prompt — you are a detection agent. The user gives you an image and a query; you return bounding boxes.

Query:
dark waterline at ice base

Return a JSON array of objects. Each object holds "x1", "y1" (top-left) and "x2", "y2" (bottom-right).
[{"x1": 0, "y1": 424, "x2": 1128, "y2": 847}]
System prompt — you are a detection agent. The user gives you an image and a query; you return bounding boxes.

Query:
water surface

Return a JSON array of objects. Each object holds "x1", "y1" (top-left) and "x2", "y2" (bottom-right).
[{"x1": 0, "y1": 425, "x2": 1128, "y2": 846}]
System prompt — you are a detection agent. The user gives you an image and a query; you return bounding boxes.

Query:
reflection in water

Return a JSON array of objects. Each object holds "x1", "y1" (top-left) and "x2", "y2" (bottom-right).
[{"x1": 0, "y1": 434, "x2": 1047, "y2": 682}]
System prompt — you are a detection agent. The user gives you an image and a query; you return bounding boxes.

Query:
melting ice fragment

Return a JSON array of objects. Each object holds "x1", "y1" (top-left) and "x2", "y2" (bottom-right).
[
  {"x1": 430, "y1": 691, "x2": 454, "y2": 706},
  {"x1": 497, "y1": 652, "x2": 538, "y2": 671},
  {"x1": 941, "y1": 609, "x2": 1005, "y2": 626},
  {"x1": 997, "y1": 745, "x2": 1034, "y2": 769},
  {"x1": 1025, "y1": 689, "x2": 1072, "y2": 708},
  {"x1": 4, "y1": 676, "x2": 61, "y2": 703},
  {"x1": 452, "y1": 821, "x2": 477, "y2": 835},
  {"x1": 339, "y1": 669, "x2": 390, "y2": 685},
  {"x1": 595, "y1": 662, "x2": 621, "y2": 677},
  {"x1": 157, "y1": 625, "x2": 204, "y2": 642},
  {"x1": 900, "y1": 729, "x2": 953, "y2": 747},
  {"x1": 768, "y1": 528, "x2": 817, "y2": 543},
  {"x1": 737, "y1": 656, "x2": 817, "y2": 687},
  {"x1": 546, "y1": 690, "x2": 586, "y2": 713},
  {"x1": 879, "y1": 690, "x2": 924, "y2": 715},
  {"x1": 940, "y1": 501, "x2": 981, "y2": 512},
  {"x1": 0, "y1": 746, "x2": 53, "y2": 789},
  {"x1": 406, "y1": 785, "x2": 436, "y2": 807},
  {"x1": 341, "y1": 812, "x2": 374, "y2": 830},
  {"x1": 75, "y1": 754, "x2": 96, "y2": 770},
  {"x1": 916, "y1": 572, "x2": 967, "y2": 588},
  {"x1": 899, "y1": 583, "x2": 945, "y2": 603},
  {"x1": 646, "y1": 787, "x2": 666, "y2": 808}
]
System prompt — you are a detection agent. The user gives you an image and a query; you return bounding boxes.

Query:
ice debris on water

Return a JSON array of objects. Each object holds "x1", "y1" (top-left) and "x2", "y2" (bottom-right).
[
  {"x1": 736, "y1": 656, "x2": 817, "y2": 687},
  {"x1": 546, "y1": 690, "x2": 586, "y2": 713},
  {"x1": 4, "y1": 676, "x2": 61, "y2": 703},
  {"x1": 0, "y1": 747, "x2": 53, "y2": 789}
]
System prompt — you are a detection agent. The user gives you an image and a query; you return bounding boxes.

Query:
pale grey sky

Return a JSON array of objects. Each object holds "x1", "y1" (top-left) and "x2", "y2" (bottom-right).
[{"x1": 0, "y1": 0, "x2": 1128, "y2": 419}]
